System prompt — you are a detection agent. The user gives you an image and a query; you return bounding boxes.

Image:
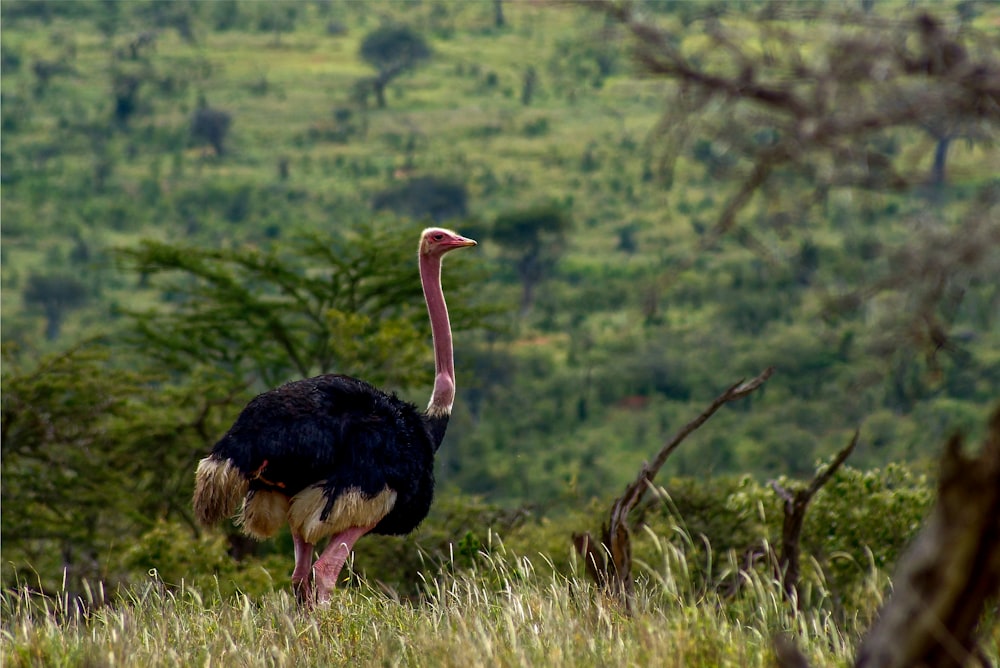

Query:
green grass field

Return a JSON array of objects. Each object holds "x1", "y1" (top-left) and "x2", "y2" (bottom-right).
[{"x1": 3, "y1": 542, "x2": 867, "y2": 668}]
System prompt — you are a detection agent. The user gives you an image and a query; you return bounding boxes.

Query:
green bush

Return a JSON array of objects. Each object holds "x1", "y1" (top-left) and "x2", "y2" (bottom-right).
[
  {"x1": 124, "y1": 520, "x2": 285, "y2": 600},
  {"x1": 802, "y1": 464, "x2": 932, "y2": 606}
]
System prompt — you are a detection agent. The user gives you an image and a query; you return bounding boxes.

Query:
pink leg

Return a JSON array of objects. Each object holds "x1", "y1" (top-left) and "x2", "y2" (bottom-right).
[
  {"x1": 313, "y1": 525, "x2": 375, "y2": 604},
  {"x1": 291, "y1": 532, "x2": 314, "y2": 605}
]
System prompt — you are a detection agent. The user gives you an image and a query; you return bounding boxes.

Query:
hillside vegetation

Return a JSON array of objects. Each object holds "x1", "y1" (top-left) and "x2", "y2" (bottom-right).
[{"x1": 2, "y1": 1, "x2": 999, "y2": 663}]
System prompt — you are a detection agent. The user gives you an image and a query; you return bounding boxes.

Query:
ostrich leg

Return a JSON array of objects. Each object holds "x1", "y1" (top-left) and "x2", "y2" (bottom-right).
[
  {"x1": 313, "y1": 524, "x2": 375, "y2": 604},
  {"x1": 292, "y1": 532, "x2": 314, "y2": 604}
]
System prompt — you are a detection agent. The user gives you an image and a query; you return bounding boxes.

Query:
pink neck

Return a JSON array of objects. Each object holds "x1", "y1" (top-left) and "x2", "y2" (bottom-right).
[{"x1": 420, "y1": 252, "x2": 455, "y2": 416}]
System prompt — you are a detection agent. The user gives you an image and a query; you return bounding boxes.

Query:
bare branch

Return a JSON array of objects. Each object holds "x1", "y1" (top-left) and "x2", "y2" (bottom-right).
[
  {"x1": 807, "y1": 431, "x2": 859, "y2": 498},
  {"x1": 770, "y1": 480, "x2": 794, "y2": 504},
  {"x1": 575, "y1": 367, "x2": 774, "y2": 610},
  {"x1": 572, "y1": 532, "x2": 608, "y2": 590},
  {"x1": 621, "y1": 367, "x2": 774, "y2": 515},
  {"x1": 773, "y1": 431, "x2": 859, "y2": 604},
  {"x1": 591, "y1": 0, "x2": 1000, "y2": 361}
]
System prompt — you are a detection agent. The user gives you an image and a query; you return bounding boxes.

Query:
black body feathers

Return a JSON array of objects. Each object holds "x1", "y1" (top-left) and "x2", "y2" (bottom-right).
[{"x1": 209, "y1": 374, "x2": 445, "y2": 536}]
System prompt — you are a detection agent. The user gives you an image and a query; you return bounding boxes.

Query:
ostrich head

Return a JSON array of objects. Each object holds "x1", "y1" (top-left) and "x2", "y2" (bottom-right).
[{"x1": 419, "y1": 227, "x2": 477, "y2": 257}]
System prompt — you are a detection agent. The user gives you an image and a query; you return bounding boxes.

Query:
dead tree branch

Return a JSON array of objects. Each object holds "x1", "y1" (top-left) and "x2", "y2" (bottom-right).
[
  {"x1": 574, "y1": 367, "x2": 774, "y2": 610},
  {"x1": 769, "y1": 431, "x2": 859, "y2": 605}
]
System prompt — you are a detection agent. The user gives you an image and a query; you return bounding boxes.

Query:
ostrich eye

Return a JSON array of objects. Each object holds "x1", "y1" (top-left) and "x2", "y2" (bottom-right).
[{"x1": 433, "y1": 233, "x2": 444, "y2": 241}]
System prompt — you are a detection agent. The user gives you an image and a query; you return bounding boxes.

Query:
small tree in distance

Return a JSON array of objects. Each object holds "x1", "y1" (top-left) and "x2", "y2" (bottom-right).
[
  {"x1": 358, "y1": 25, "x2": 431, "y2": 109},
  {"x1": 492, "y1": 204, "x2": 573, "y2": 314},
  {"x1": 191, "y1": 97, "x2": 232, "y2": 156},
  {"x1": 372, "y1": 176, "x2": 468, "y2": 222},
  {"x1": 23, "y1": 273, "x2": 88, "y2": 340}
]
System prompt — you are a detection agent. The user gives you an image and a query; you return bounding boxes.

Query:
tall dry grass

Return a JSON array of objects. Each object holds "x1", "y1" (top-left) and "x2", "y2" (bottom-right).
[{"x1": 1, "y1": 533, "x2": 868, "y2": 667}]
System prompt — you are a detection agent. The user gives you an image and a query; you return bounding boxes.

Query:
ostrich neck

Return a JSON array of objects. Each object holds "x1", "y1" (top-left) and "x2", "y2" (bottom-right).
[{"x1": 420, "y1": 252, "x2": 455, "y2": 416}]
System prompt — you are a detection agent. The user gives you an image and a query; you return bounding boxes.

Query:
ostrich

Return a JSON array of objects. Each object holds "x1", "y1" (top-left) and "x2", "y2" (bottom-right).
[{"x1": 192, "y1": 227, "x2": 476, "y2": 604}]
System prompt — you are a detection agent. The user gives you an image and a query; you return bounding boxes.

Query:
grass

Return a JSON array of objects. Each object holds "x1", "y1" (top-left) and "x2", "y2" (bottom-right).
[{"x1": 2, "y1": 538, "x2": 861, "y2": 668}]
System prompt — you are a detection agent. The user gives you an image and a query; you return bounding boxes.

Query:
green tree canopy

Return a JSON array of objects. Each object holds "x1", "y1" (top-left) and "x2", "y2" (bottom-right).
[
  {"x1": 22, "y1": 273, "x2": 88, "y2": 340},
  {"x1": 0, "y1": 343, "x2": 227, "y2": 593},
  {"x1": 358, "y1": 24, "x2": 432, "y2": 108},
  {"x1": 372, "y1": 176, "x2": 468, "y2": 222},
  {"x1": 491, "y1": 204, "x2": 573, "y2": 314}
]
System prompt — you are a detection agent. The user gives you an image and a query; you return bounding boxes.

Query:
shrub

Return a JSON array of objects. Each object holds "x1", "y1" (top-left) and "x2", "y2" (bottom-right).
[
  {"x1": 371, "y1": 176, "x2": 468, "y2": 222},
  {"x1": 124, "y1": 520, "x2": 284, "y2": 599}
]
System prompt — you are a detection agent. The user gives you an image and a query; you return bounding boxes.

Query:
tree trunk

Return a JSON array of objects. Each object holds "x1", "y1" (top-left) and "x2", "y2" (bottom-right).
[
  {"x1": 771, "y1": 432, "x2": 858, "y2": 606},
  {"x1": 373, "y1": 79, "x2": 387, "y2": 109},
  {"x1": 520, "y1": 279, "x2": 536, "y2": 315},
  {"x1": 854, "y1": 407, "x2": 1000, "y2": 668},
  {"x1": 929, "y1": 135, "x2": 952, "y2": 189},
  {"x1": 45, "y1": 307, "x2": 62, "y2": 340},
  {"x1": 517, "y1": 253, "x2": 542, "y2": 315},
  {"x1": 778, "y1": 496, "x2": 806, "y2": 601}
]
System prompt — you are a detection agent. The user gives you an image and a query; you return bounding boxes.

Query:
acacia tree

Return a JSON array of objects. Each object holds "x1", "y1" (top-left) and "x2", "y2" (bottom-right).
[
  {"x1": 190, "y1": 98, "x2": 232, "y2": 156},
  {"x1": 118, "y1": 219, "x2": 485, "y2": 392},
  {"x1": 922, "y1": 116, "x2": 994, "y2": 193},
  {"x1": 2, "y1": 345, "x2": 135, "y2": 593},
  {"x1": 22, "y1": 273, "x2": 88, "y2": 340},
  {"x1": 372, "y1": 175, "x2": 468, "y2": 222},
  {"x1": 358, "y1": 25, "x2": 432, "y2": 109},
  {"x1": 492, "y1": 204, "x2": 573, "y2": 314}
]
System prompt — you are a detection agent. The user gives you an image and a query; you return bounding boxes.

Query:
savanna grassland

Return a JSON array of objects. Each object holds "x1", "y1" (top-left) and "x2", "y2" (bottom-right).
[
  {"x1": 4, "y1": 535, "x2": 873, "y2": 667},
  {"x1": 2, "y1": 0, "x2": 999, "y2": 665}
]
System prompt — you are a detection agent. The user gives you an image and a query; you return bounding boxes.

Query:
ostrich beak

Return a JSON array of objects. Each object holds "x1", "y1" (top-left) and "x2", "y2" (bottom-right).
[{"x1": 449, "y1": 236, "x2": 477, "y2": 249}]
